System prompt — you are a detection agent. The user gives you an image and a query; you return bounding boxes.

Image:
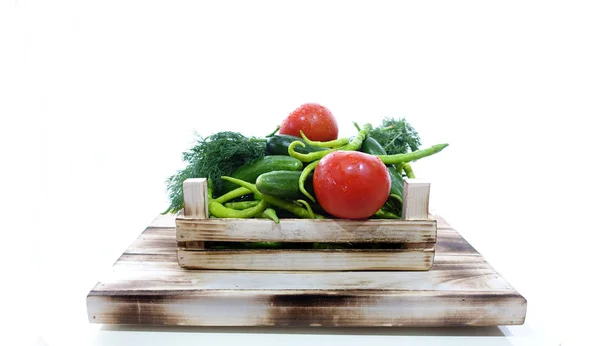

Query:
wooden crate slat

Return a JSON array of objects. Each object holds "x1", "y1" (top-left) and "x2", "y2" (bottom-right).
[
  {"x1": 101, "y1": 258, "x2": 509, "y2": 293},
  {"x1": 176, "y1": 218, "x2": 436, "y2": 243},
  {"x1": 125, "y1": 226, "x2": 470, "y2": 258},
  {"x1": 177, "y1": 247, "x2": 434, "y2": 271}
]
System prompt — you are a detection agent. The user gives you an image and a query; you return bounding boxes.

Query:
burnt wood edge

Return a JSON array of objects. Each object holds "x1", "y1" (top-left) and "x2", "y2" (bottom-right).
[
  {"x1": 86, "y1": 289, "x2": 527, "y2": 326},
  {"x1": 86, "y1": 289, "x2": 526, "y2": 324}
]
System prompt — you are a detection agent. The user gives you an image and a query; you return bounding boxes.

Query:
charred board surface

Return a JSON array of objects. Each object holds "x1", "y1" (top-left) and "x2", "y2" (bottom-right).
[{"x1": 87, "y1": 214, "x2": 527, "y2": 327}]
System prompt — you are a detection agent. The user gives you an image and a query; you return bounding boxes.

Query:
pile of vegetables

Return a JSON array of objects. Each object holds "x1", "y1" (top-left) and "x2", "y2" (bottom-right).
[{"x1": 164, "y1": 103, "x2": 448, "y2": 222}]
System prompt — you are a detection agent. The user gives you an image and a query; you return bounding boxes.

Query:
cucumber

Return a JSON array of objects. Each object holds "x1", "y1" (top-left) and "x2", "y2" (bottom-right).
[
  {"x1": 266, "y1": 134, "x2": 326, "y2": 156},
  {"x1": 360, "y1": 137, "x2": 404, "y2": 199},
  {"x1": 222, "y1": 156, "x2": 303, "y2": 193},
  {"x1": 256, "y1": 170, "x2": 315, "y2": 200}
]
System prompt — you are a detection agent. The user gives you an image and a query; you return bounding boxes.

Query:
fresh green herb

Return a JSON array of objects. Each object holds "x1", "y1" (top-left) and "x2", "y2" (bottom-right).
[
  {"x1": 163, "y1": 131, "x2": 266, "y2": 214},
  {"x1": 369, "y1": 117, "x2": 421, "y2": 155}
]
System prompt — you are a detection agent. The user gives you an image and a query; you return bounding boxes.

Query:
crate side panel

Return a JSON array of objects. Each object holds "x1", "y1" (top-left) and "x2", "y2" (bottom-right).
[
  {"x1": 177, "y1": 248, "x2": 434, "y2": 271},
  {"x1": 176, "y1": 218, "x2": 436, "y2": 243}
]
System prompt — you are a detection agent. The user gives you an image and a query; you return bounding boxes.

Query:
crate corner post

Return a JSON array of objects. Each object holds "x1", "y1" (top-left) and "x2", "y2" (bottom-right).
[
  {"x1": 177, "y1": 178, "x2": 208, "y2": 263},
  {"x1": 183, "y1": 178, "x2": 209, "y2": 218},
  {"x1": 402, "y1": 178, "x2": 431, "y2": 221}
]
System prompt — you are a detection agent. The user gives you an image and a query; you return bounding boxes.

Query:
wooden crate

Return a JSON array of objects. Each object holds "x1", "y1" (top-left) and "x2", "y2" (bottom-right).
[{"x1": 175, "y1": 178, "x2": 437, "y2": 271}]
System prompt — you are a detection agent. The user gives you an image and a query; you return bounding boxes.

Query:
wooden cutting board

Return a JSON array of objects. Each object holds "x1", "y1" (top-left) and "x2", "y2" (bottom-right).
[{"x1": 86, "y1": 214, "x2": 526, "y2": 327}]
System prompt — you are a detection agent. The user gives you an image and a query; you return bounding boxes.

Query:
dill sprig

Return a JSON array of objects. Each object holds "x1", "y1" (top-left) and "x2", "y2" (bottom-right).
[
  {"x1": 163, "y1": 131, "x2": 266, "y2": 214},
  {"x1": 369, "y1": 117, "x2": 421, "y2": 155}
]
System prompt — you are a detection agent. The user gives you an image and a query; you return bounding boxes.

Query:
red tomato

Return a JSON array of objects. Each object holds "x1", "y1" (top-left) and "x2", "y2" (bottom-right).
[
  {"x1": 279, "y1": 103, "x2": 339, "y2": 142},
  {"x1": 313, "y1": 151, "x2": 391, "y2": 219}
]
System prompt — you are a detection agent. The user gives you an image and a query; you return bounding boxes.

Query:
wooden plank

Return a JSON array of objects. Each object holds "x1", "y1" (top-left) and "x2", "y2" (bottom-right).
[
  {"x1": 183, "y1": 178, "x2": 208, "y2": 218},
  {"x1": 87, "y1": 290, "x2": 526, "y2": 326},
  {"x1": 134, "y1": 225, "x2": 473, "y2": 257},
  {"x1": 87, "y1": 213, "x2": 527, "y2": 326},
  {"x1": 402, "y1": 178, "x2": 430, "y2": 220},
  {"x1": 435, "y1": 227, "x2": 479, "y2": 255},
  {"x1": 123, "y1": 226, "x2": 473, "y2": 262},
  {"x1": 126, "y1": 237, "x2": 176, "y2": 255},
  {"x1": 150, "y1": 213, "x2": 179, "y2": 227},
  {"x1": 182, "y1": 179, "x2": 207, "y2": 249},
  {"x1": 177, "y1": 247, "x2": 434, "y2": 271},
  {"x1": 176, "y1": 218, "x2": 436, "y2": 243},
  {"x1": 99, "y1": 255, "x2": 508, "y2": 292}
]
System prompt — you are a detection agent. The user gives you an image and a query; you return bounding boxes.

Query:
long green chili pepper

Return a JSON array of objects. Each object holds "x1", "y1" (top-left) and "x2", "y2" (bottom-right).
[
  {"x1": 299, "y1": 130, "x2": 350, "y2": 148},
  {"x1": 377, "y1": 143, "x2": 448, "y2": 164},
  {"x1": 224, "y1": 200, "x2": 260, "y2": 210},
  {"x1": 287, "y1": 141, "x2": 327, "y2": 162},
  {"x1": 208, "y1": 199, "x2": 268, "y2": 218},
  {"x1": 295, "y1": 199, "x2": 315, "y2": 219},
  {"x1": 288, "y1": 123, "x2": 373, "y2": 162},
  {"x1": 299, "y1": 159, "x2": 320, "y2": 203},
  {"x1": 220, "y1": 176, "x2": 261, "y2": 195},
  {"x1": 214, "y1": 186, "x2": 252, "y2": 204},
  {"x1": 260, "y1": 207, "x2": 280, "y2": 223},
  {"x1": 402, "y1": 162, "x2": 416, "y2": 178},
  {"x1": 262, "y1": 195, "x2": 324, "y2": 219},
  {"x1": 342, "y1": 123, "x2": 372, "y2": 150},
  {"x1": 221, "y1": 176, "x2": 323, "y2": 219}
]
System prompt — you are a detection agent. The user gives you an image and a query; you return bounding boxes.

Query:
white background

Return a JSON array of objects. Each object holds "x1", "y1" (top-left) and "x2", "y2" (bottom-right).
[{"x1": 1, "y1": 0, "x2": 599, "y2": 345}]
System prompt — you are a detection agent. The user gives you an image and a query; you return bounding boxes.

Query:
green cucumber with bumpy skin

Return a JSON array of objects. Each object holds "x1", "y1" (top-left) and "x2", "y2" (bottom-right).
[
  {"x1": 256, "y1": 170, "x2": 314, "y2": 200},
  {"x1": 222, "y1": 155, "x2": 303, "y2": 193}
]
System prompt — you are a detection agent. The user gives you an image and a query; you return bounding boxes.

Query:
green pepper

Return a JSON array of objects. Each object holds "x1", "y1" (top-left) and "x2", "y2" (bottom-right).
[
  {"x1": 288, "y1": 123, "x2": 373, "y2": 162},
  {"x1": 224, "y1": 201, "x2": 261, "y2": 210},
  {"x1": 208, "y1": 199, "x2": 267, "y2": 218},
  {"x1": 377, "y1": 144, "x2": 448, "y2": 164},
  {"x1": 221, "y1": 176, "x2": 323, "y2": 219}
]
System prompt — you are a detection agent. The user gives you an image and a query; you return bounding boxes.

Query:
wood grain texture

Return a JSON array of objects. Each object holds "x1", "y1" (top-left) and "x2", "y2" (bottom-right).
[
  {"x1": 178, "y1": 247, "x2": 434, "y2": 271},
  {"x1": 87, "y1": 290, "x2": 525, "y2": 326},
  {"x1": 183, "y1": 178, "x2": 208, "y2": 218},
  {"x1": 176, "y1": 218, "x2": 436, "y2": 243},
  {"x1": 182, "y1": 179, "x2": 207, "y2": 249},
  {"x1": 176, "y1": 208, "x2": 436, "y2": 271},
  {"x1": 402, "y1": 178, "x2": 431, "y2": 220},
  {"x1": 87, "y1": 214, "x2": 527, "y2": 327}
]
